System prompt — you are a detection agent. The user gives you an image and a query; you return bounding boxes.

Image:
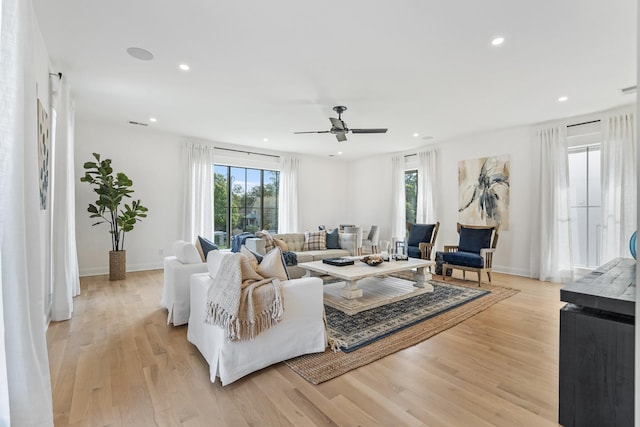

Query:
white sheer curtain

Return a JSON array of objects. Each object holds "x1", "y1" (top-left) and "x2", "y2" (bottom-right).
[
  {"x1": 50, "y1": 74, "x2": 81, "y2": 321},
  {"x1": 0, "y1": 0, "x2": 54, "y2": 424},
  {"x1": 534, "y1": 127, "x2": 573, "y2": 282},
  {"x1": 278, "y1": 156, "x2": 299, "y2": 233},
  {"x1": 416, "y1": 150, "x2": 436, "y2": 224},
  {"x1": 600, "y1": 112, "x2": 636, "y2": 263},
  {"x1": 183, "y1": 143, "x2": 215, "y2": 241},
  {"x1": 391, "y1": 155, "x2": 406, "y2": 240}
]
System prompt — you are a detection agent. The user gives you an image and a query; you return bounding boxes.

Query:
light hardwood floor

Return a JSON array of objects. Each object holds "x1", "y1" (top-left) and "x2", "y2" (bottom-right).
[{"x1": 47, "y1": 269, "x2": 564, "y2": 426}]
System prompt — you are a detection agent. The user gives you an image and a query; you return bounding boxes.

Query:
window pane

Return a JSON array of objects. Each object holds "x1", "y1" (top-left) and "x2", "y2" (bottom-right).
[
  {"x1": 230, "y1": 167, "x2": 245, "y2": 235},
  {"x1": 214, "y1": 166, "x2": 229, "y2": 248},
  {"x1": 405, "y1": 170, "x2": 417, "y2": 224},
  {"x1": 588, "y1": 147, "x2": 601, "y2": 206},
  {"x1": 588, "y1": 206, "x2": 602, "y2": 267},
  {"x1": 568, "y1": 150, "x2": 587, "y2": 206},
  {"x1": 570, "y1": 206, "x2": 588, "y2": 266}
]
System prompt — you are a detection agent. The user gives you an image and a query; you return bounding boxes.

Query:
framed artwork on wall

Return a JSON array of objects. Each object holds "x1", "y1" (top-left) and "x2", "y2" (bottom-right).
[
  {"x1": 37, "y1": 98, "x2": 50, "y2": 210},
  {"x1": 458, "y1": 154, "x2": 510, "y2": 230}
]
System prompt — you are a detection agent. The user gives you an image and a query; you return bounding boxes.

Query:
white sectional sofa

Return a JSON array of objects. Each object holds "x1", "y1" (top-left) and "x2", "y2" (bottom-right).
[
  {"x1": 245, "y1": 231, "x2": 357, "y2": 278},
  {"x1": 187, "y1": 251, "x2": 326, "y2": 385}
]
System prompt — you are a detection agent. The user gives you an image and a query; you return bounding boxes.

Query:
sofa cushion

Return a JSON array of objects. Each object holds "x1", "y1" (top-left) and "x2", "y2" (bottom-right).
[
  {"x1": 173, "y1": 240, "x2": 203, "y2": 264},
  {"x1": 198, "y1": 236, "x2": 219, "y2": 259},
  {"x1": 442, "y1": 251, "x2": 485, "y2": 268},
  {"x1": 256, "y1": 247, "x2": 289, "y2": 281},
  {"x1": 307, "y1": 249, "x2": 351, "y2": 261},
  {"x1": 303, "y1": 230, "x2": 327, "y2": 251},
  {"x1": 458, "y1": 227, "x2": 492, "y2": 254},
  {"x1": 326, "y1": 228, "x2": 340, "y2": 249},
  {"x1": 295, "y1": 252, "x2": 314, "y2": 263},
  {"x1": 406, "y1": 224, "x2": 435, "y2": 247}
]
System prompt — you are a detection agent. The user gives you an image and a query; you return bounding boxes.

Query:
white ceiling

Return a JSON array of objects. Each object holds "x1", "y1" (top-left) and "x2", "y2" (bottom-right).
[{"x1": 33, "y1": 0, "x2": 637, "y2": 160}]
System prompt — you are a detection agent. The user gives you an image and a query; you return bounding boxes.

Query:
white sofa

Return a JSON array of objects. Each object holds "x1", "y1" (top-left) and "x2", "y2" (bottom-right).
[
  {"x1": 245, "y1": 231, "x2": 356, "y2": 278},
  {"x1": 161, "y1": 240, "x2": 207, "y2": 326},
  {"x1": 187, "y1": 251, "x2": 326, "y2": 386}
]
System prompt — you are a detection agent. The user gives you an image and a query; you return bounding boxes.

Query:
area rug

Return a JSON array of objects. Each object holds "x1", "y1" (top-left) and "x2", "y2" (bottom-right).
[
  {"x1": 327, "y1": 281, "x2": 488, "y2": 352},
  {"x1": 284, "y1": 280, "x2": 518, "y2": 384}
]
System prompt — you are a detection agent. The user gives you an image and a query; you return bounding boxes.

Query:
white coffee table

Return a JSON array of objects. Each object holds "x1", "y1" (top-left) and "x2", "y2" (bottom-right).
[{"x1": 298, "y1": 257, "x2": 435, "y2": 300}]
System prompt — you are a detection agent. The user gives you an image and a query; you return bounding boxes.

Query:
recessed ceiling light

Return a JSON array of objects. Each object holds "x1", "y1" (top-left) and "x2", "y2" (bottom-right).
[
  {"x1": 412, "y1": 133, "x2": 419, "y2": 138},
  {"x1": 126, "y1": 47, "x2": 154, "y2": 61},
  {"x1": 558, "y1": 96, "x2": 568, "y2": 102},
  {"x1": 149, "y1": 117, "x2": 157, "y2": 123},
  {"x1": 263, "y1": 138, "x2": 269, "y2": 142},
  {"x1": 179, "y1": 63, "x2": 190, "y2": 71},
  {"x1": 337, "y1": 151, "x2": 343, "y2": 155},
  {"x1": 491, "y1": 37, "x2": 505, "y2": 46}
]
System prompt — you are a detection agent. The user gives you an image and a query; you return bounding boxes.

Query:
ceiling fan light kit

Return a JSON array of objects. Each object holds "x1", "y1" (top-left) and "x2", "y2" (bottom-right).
[{"x1": 294, "y1": 105, "x2": 388, "y2": 142}]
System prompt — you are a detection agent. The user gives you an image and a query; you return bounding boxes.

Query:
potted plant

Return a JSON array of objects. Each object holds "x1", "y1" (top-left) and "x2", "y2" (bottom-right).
[{"x1": 80, "y1": 153, "x2": 148, "y2": 280}]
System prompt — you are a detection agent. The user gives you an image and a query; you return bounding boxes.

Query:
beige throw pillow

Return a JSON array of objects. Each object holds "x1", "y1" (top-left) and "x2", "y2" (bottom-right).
[
  {"x1": 240, "y1": 245, "x2": 260, "y2": 271},
  {"x1": 256, "y1": 247, "x2": 288, "y2": 281},
  {"x1": 273, "y1": 238, "x2": 289, "y2": 251}
]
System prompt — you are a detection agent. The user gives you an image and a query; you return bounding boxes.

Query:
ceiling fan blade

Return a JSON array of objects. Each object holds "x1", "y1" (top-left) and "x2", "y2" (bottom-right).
[
  {"x1": 336, "y1": 133, "x2": 347, "y2": 142},
  {"x1": 350, "y1": 128, "x2": 388, "y2": 134},
  {"x1": 293, "y1": 130, "x2": 330, "y2": 134},
  {"x1": 329, "y1": 117, "x2": 345, "y2": 130}
]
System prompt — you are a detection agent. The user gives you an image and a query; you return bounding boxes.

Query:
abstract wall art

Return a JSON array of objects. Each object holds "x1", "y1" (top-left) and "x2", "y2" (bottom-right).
[
  {"x1": 37, "y1": 98, "x2": 50, "y2": 210},
  {"x1": 458, "y1": 154, "x2": 510, "y2": 230}
]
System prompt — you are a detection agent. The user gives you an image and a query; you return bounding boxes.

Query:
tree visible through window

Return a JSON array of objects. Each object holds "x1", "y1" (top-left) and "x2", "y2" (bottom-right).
[
  {"x1": 214, "y1": 165, "x2": 279, "y2": 248},
  {"x1": 405, "y1": 170, "x2": 417, "y2": 225}
]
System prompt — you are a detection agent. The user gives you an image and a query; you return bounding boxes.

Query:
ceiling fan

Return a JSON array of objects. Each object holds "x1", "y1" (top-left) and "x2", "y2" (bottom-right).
[{"x1": 294, "y1": 106, "x2": 388, "y2": 142}]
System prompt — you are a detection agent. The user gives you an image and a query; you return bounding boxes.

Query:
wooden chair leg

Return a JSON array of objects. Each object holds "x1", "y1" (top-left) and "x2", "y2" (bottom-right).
[
  {"x1": 477, "y1": 272, "x2": 482, "y2": 286},
  {"x1": 487, "y1": 271, "x2": 492, "y2": 283}
]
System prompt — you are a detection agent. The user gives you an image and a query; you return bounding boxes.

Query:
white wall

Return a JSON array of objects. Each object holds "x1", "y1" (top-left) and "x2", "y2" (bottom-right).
[
  {"x1": 74, "y1": 122, "x2": 352, "y2": 275},
  {"x1": 347, "y1": 125, "x2": 542, "y2": 277},
  {"x1": 75, "y1": 120, "x2": 184, "y2": 275}
]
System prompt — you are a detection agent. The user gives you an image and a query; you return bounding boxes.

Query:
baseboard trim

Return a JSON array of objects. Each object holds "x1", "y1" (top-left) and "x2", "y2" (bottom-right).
[{"x1": 79, "y1": 261, "x2": 163, "y2": 277}]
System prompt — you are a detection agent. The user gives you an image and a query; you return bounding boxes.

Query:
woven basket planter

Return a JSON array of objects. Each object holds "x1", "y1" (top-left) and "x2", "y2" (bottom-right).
[{"x1": 109, "y1": 250, "x2": 126, "y2": 281}]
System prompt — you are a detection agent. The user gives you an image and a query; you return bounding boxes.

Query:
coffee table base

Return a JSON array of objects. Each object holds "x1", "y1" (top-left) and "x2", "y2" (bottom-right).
[{"x1": 325, "y1": 276, "x2": 435, "y2": 315}]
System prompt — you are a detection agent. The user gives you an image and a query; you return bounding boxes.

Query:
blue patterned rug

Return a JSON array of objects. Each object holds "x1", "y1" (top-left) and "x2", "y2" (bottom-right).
[{"x1": 326, "y1": 281, "x2": 488, "y2": 352}]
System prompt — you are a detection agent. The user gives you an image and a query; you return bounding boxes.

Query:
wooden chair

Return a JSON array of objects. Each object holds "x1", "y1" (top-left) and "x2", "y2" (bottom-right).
[
  {"x1": 406, "y1": 222, "x2": 440, "y2": 260},
  {"x1": 442, "y1": 223, "x2": 499, "y2": 286}
]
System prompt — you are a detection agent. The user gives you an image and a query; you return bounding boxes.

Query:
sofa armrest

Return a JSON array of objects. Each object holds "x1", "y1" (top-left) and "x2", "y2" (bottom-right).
[{"x1": 244, "y1": 237, "x2": 266, "y2": 255}]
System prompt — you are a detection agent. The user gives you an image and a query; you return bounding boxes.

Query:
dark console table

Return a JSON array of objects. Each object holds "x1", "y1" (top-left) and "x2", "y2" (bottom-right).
[{"x1": 559, "y1": 257, "x2": 635, "y2": 427}]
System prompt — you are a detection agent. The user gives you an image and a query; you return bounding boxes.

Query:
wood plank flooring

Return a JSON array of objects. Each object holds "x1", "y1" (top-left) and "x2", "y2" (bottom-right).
[{"x1": 47, "y1": 270, "x2": 564, "y2": 426}]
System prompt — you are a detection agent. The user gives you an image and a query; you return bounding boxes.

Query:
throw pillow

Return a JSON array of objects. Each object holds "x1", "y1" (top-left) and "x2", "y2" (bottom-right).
[
  {"x1": 239, "y1": 253, "x2": 264, "y2": 282},
  {"x1": 173, "y1": 240, "x2": 203, "y2": 264},
  {"x1": 406, "y1": 224, "x2": 435, "y2": 247},
  {"x1": 325, "y1": 228, "x2": 340, "y2": 249},
  {"x1": 256, "y1": 247, "x2": 288, "y2": 281},
  {"x1": 198, "y1": 235, "x2": 219, "y2": 260},
  {"x1": 194, "y1": 238, "x2": 206, "y2": 262},
  {"x1": 240, "y1": 245, "x2": 261, "y2": 271},
  {"x1": 302, "y1": 230, "x2": 327, "y2": 251},
  {"x1": 273, "y1": 238, "x2": 289, "y2": 251},
  {"x1": 256, "y1": 230, "x2": 276, "y2": 253},
  {"x1": 458, "y1": 227, "x2": 493, "y2": 254}
]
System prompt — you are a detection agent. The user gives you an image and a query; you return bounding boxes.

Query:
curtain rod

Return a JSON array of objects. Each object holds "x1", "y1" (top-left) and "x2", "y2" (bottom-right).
[
  {"x1": 567, "y1": 119, "x2": 601, "y2": 128},
  {"x1": 214, "y1": 146, "x2": 280, "y2": 159}
]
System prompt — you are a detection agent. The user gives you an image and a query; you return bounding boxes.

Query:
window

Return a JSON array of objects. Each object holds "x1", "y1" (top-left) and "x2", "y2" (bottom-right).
[
  {"x1": 568, "y1": 145, "x2": 602, "y2": 268},
  {"x1": 214, "y1": 165, "x2": 279, "y2": 249},
  {"x1": 405, "y1": 169, "x2": 417, "y2": 225}
]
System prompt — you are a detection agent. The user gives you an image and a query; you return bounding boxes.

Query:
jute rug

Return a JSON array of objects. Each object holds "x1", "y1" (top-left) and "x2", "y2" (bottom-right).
[{"x1": 284, "y1": 279, "x2": 518, "y2": 384}]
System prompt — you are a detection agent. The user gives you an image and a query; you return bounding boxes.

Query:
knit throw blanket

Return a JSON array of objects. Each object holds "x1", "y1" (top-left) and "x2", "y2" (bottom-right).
[{"x1": 205, "y1": 253, "x2": 284, "y2": 341}]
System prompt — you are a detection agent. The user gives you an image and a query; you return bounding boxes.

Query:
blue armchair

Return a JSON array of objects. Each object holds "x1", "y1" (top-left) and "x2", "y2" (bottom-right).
[
  {"x1": 406, "y1": 222, "x2": 440, "y2": 260},
  {"x1": 442, "y1": 223, "x2": 499, "y2": 286}
]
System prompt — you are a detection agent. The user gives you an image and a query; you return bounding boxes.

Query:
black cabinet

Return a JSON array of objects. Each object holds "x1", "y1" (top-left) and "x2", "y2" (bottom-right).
[{"x1": 559, "y1": 258, "x2": 635, "y2": 427}]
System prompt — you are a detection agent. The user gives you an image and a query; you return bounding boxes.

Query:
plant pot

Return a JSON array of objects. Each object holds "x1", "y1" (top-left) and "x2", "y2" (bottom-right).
[{"x1": 109, "y1": 250, "x2": 126, "y2": 281}]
